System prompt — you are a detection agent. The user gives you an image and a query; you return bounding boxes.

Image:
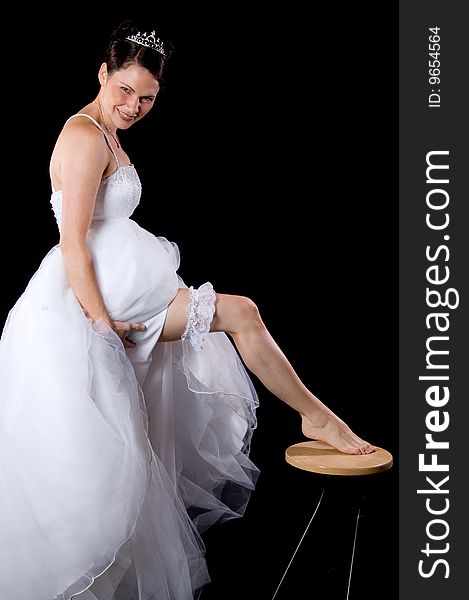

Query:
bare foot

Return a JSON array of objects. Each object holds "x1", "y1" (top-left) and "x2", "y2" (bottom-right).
[{"x1": 301, "y1": 413, "x2": 376, "y2": 455}]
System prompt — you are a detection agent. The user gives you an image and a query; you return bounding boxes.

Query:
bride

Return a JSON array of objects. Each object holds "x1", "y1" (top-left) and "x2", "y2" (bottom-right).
[{"x1": 0, "y1": 18, "x2": 375, "y2": 600}]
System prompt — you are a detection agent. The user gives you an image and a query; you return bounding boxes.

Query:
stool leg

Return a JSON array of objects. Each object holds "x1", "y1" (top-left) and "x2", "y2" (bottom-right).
[
  {"x1": 271, "y1": 488, "x2": 326, "y2": 599},
  {"x1": 346, "y1": 505, "x2": 362, "y2": 600}
]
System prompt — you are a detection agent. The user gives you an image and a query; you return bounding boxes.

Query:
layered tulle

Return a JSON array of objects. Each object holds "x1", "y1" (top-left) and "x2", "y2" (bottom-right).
[
  {"x1": 1, "y1": 161, "x2": 260, "y2": 599},
  {"x1": 0, "y1": 220, "x2": 259, "y2": 599}
]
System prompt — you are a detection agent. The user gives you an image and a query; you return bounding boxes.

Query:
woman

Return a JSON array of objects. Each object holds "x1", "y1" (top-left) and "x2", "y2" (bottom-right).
[{"x1": 0, "y1": 19, "x2": 375, "y2": 600}]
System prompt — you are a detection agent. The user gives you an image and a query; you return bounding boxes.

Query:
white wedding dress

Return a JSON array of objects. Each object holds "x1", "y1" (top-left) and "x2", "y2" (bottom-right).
[{"x1": 0, "y1": 114, "x2": 259, "y2": 600}]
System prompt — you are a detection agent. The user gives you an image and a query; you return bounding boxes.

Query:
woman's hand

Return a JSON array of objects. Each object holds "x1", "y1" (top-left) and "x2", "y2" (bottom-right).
[{"x1": 112, "y1": 320, "x2": 146, "y2": 348}]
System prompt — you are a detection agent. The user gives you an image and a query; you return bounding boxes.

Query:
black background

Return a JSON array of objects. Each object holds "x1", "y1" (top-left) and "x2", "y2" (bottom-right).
[{"x1": 3, "y1": 5, "x2": 397, "y2": 599}]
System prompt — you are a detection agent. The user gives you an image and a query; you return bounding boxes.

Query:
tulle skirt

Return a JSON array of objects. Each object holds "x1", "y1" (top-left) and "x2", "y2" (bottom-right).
[{"x1": 0, "y1": 220, "x2": 259, "y2": 600}]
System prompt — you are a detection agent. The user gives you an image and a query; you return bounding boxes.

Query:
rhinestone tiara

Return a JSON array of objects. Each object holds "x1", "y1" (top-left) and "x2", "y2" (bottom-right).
[{"x1": 126, "y1": 30, "x2": 166, "y2": 58}]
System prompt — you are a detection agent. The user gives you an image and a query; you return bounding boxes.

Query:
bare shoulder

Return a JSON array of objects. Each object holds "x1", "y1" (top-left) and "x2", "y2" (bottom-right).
[
  {"x1": 49, "y1": 113, "x2": 111, "y2": 192},
  {"x1": 54, "y1": 115, "x2": 108, "y2": 163}
]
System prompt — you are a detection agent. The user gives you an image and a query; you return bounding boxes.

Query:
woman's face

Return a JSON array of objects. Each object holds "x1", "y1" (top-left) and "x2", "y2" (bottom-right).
[{"x1": 98, "y1": 63, "x2": 160, "y2": 130}]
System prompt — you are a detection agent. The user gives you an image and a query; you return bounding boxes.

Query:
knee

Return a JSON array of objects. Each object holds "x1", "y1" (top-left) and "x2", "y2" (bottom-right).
[
  {"x1": 213, "y1": 294, "x2": 264, "y2": 335},
  {"x1": 232, "y1": 296, "x2": 263, "y2": 329}
]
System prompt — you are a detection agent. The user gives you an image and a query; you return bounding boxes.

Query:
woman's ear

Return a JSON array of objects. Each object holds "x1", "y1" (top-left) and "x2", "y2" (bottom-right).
[{"x1": 98, "y1": 63, "x2": 108, "y2": 86}]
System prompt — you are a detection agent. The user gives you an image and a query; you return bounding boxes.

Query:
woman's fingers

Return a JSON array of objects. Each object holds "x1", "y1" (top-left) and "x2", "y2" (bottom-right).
[{"x1": 111, "y1": 320, "x2": 146, "y2": 348}]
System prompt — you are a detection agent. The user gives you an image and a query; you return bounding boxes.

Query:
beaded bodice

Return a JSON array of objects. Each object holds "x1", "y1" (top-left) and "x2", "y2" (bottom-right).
[
  {"x1": 50, "y1": 113, "x2": 142, "y2": 231},
  {"x1": 50, "y1": 165, "x2": 142, "y2": 231}
]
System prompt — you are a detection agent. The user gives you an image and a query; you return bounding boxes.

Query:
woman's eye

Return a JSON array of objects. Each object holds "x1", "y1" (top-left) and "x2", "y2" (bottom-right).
[
  {"x1": 142, "y1": 97, "x2": 154, "y2": 104},
  {"x1": 121, "y1": 87, "x2": 131, "y2": 94}
]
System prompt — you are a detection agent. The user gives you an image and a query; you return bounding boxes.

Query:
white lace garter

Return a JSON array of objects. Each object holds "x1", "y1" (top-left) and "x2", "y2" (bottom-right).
[{"x1": 181, "y1": 282, "x2": 216, "y2": 352}]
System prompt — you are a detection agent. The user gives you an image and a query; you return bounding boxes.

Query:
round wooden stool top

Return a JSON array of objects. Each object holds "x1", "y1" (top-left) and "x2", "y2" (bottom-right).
[{"x1": 285, "y1": 441, "x2": 393, "y2": 476}]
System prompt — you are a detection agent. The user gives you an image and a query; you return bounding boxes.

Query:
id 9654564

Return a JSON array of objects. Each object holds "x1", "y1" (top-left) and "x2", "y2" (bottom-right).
[{"x1": 428, "y1": 26, "x2": 441, "y2": 108}]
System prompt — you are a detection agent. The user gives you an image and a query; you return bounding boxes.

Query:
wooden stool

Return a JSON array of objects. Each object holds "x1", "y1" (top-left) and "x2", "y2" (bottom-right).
[
  {"x1": 285, "y1": 440, "x2": 393, "y2": 476},
  {"x1": 272, "y1": 441, "x2": 393, "y2": 599}
]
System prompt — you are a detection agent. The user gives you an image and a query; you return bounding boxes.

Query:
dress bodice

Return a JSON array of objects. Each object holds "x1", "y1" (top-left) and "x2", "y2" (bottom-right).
[
  {"x1": 49, "y1": 112, "x2": 142, "y2": 232},
  {"x1": 50, "y1": 165, "x2": 142, "y2": 231}
]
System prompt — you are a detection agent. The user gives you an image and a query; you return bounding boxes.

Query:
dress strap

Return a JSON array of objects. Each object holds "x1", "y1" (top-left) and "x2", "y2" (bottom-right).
[{"x1": 65, "y1": 113, "x2": 120, "y2": 167}]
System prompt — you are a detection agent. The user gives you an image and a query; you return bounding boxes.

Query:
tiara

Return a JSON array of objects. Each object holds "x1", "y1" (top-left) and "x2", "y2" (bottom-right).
[{"x1": 126, "y1": 30, "x2": 166, "y2": 58}]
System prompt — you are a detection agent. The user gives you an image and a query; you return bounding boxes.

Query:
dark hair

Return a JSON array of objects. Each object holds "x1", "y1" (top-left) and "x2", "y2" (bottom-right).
[{"x1": 104, "y1": 19, "x2": 174, "y2": 87}]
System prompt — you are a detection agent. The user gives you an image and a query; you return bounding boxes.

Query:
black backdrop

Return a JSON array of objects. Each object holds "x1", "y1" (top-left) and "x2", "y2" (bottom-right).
[{"x1": 3, "y1": 5, "x2": 397, "y2": 600}]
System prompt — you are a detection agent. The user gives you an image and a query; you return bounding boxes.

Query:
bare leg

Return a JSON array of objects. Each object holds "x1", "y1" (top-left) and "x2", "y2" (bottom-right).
[{"x1": 160, "y1": 290, "x2": 376, "y2": 454}]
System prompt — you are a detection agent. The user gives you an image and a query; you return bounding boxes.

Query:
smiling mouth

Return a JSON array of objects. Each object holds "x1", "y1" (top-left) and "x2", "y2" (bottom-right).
[{"x1": 117, "y1": 108, "x2": 136, "y2": 122}]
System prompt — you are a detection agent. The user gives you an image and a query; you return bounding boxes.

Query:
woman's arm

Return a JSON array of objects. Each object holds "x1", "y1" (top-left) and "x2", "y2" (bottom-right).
[{"x1": 57, "y1": 121, "x2": 144, "y2": 346}]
